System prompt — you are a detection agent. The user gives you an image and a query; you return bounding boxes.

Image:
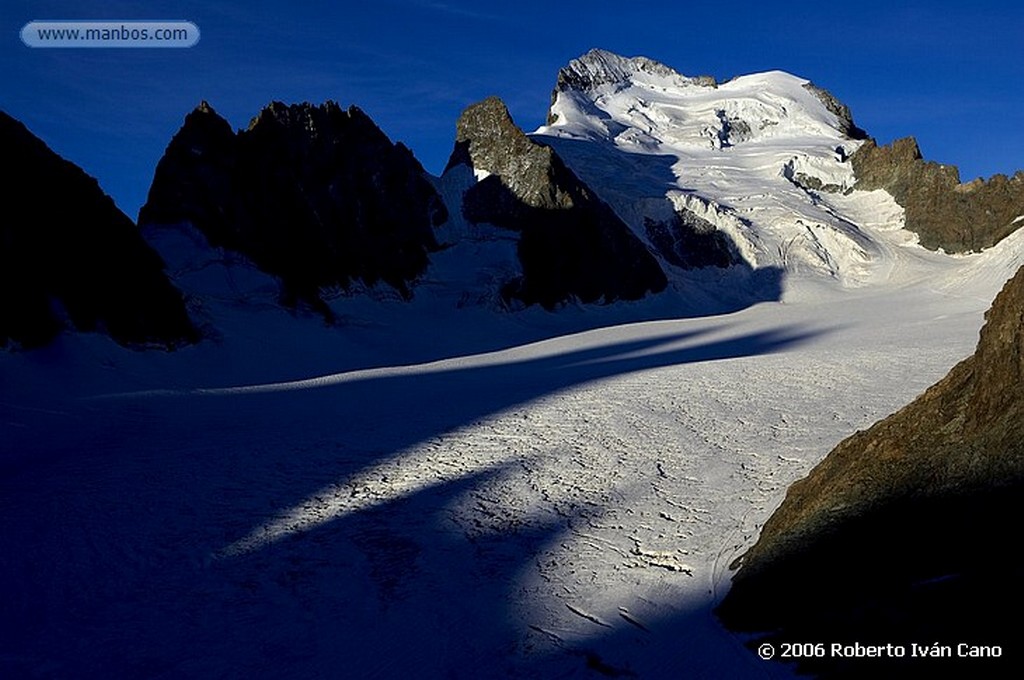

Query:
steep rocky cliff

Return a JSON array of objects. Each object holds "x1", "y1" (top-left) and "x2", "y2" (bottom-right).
[
  {"x1": 718, "y1": 265, "x2": 1024, "y2": 675},
  {"x1": 445, "y1": 96, "x2": 667, "y2": 308},
  {"x1": 140, "y1": 101, "x2": 447, "y2": 313},
  {"x1": 0, "y1": 110, "x2": 196, "y2": 350},
  {"x1": 801, "y1": 82, "x2": 867, "y2": 141},
  {"x1": 852, "y1": 137, "x2": 1024, "y2": 252}
]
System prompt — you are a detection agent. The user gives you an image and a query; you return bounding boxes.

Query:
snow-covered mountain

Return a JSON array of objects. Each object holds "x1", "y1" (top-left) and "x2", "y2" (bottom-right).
[
  {"x1": 124, "y1": 49, "x2": 1024, "y2": 325},
  {"x1": 3, "y1": 49, "x2": 1024, "y2": 679},
  {"x1": 532, "y1": 50, "x2": 1024, "y2": 296},
  {"x1": 427, "y1": 47, "x2": 1016, "y2": 323},
  {"x1": 533, "y1": 49, "x2": 888, "y2": 289}
]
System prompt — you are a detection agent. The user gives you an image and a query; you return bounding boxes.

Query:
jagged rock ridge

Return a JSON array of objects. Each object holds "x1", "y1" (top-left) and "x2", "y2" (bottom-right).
[
  {"x1": 718, "y1": 265, "x2": 1024, "y2": 675},
  {"x1": 801, "y1": 82, "x2": 867, "y2": 140},
  {"x1": 0, "y1": 110, "x2": 196, "y2": 350},
  {"x1": 552, "y1": 48, "x2": 718, "y2": 95},
  {"x1": 444, "y1": 96, "x2": 668, "y2": 309},
  {"x1": 140, "y1": 100, "x2": 447, "y2": 313},
  {"x1": 547, "y1": 48, "x2": 716, "y2": 125},
  {"x1": 852, "y1": 137, "x2": 1024, "y2": 252}
]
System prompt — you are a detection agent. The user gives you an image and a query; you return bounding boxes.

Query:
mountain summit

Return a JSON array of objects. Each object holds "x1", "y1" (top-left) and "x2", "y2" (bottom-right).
[
  {"x1": 133, "y1": 50, "x2": 1022, "y2": 327},
  {"x1": 533, "y1": 52, "x2": 883, "y2": 294},
  {"x1": 543, "y1": 49, "x2": 862, "y2": 147},
  {"x1": 550, "y1": 48, "x2": 717, "y2": 105},
  {"x1": 140, "y1": 100, "x2": 447, "y2": 315},
  {"x1": 5, "y1": 46, "x2": 1024, "y2": 680}
]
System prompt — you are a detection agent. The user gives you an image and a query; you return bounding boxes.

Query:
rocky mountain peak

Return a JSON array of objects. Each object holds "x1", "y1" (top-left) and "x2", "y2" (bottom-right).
[
  {"x1": 967, "y1": 264, "x2": 1024, "y2": 428},
  {"x1": 246, "y1": 100, "x2": 372, "y2": 137},
  {"x1": 243, "y1": 101, "x2": 408, "y2": 159},
  {"x1": 138, "y1": 102, "x2": 237, "y2": 242},
  {"x1": 852, "y1": 137, "x2": 1024, "y2": 251},
  {"x1": 140, "y1": 99, "x2": 446, "y2": 313},
  {"x1": 185, "y1": 100, "x2": 232, "y2": 128},
  {"x1": 443, "y1": 96, "x2": 667, "y2": 308},
  {"x1": 447, "y1": 96, "x2": 575, "y2": 211},
  {"x1": 554, "y1": 49, "x2": 716, "y2": 94},
  {"x1": 178, "y1": 100, "x2": 234, "y2": 142}
]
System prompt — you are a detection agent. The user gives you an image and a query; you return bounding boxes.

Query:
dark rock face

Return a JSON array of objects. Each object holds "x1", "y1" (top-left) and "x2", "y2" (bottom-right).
[
  {"x1": 852, "y1": 137, "x2": 1024, "y2": 252},
  {"x1": 0, "y1": 111, "x2": 196, "y2": 350},
  {"x1": 712, "y1": 109, "x2": 752, "y2": 148},
  {"x1": 446, "y1": 96, "x2": 667, "y2": 309},
  {"x1": 140, "y1": 101, "x2": 447, "y2": 312},
  {"x1": 801, "y1": 82, "x2": 867, "y2": 140},
  {"x1": 718, "y1": 265, "x2": 1024, "y2": 676},
  {"x1": 138, "y1": 102, "x2": 238, "y2": 249},
  {"x1": 643, "y1": 209, "x2": 734, "y2": 270},
  {"x1": 546, "y1": 49, "x2": 716, "y2": 125},
  {"x1": 552, "y1": 48, "x2": 715, "y2": 95}
]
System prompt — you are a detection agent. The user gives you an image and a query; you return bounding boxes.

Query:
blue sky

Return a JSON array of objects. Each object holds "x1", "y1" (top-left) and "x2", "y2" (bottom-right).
[{"x1": 2, "y1": 1, "x2": 1022, "y2": 217}]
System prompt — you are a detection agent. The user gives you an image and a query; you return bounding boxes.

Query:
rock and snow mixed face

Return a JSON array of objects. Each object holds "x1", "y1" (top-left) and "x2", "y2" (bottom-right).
[{"x1": 535, "y1": 49, "x2": 890, "y2": 288}]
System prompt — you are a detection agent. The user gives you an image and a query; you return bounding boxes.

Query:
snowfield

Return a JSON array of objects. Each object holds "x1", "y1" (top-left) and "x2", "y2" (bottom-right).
[
  {"x1": 3, "y1": 55, "x2": 1024, "y2": 677},
  {"x1": 3, "y1": 227, "x2": 1020, "y2": 678}
]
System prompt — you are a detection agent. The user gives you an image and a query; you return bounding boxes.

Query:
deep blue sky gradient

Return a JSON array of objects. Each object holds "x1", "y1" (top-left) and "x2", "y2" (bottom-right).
[{"x1": 2, "y1": 1, "x2": 1022, "y2": 217}]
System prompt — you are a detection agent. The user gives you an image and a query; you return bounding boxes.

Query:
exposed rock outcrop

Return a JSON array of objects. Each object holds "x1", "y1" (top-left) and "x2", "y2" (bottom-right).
[
  {"x1": 445, "y1": 96, "x2": 667, "y2": 308},
  {"x1": 0, "y1": 111, "x2": 196, "y2": 350},
  {"x1": 546, "y1": 49, "x2": 716, "y2": 125},
  {"x1": 551, "y1": 48, "x2": 718, "y2": 95},
  {"x1": 140, "y1": 101, "x2": 447, "y2": 312},
  {"x1": 801, "y1": 82, "x2": 867, "y2": 140},
  {"x1": 643, "y1": 208, "x2": 734, "y2": 270},
  {"x1": 852, "y1": 137, "x2": 1024, "y2": 252},
  {"x1": 718, "y1": 265, "x2": 1024, "y2": 676}
]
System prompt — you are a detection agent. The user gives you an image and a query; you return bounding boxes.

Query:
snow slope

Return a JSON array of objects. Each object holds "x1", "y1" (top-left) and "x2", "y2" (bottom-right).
[
  {"x1": 537, "y1": 50, "x2": 894, "y2": 291},
  {"x1": 3, "y1": 233, "x2": 1021, "y2": 678},
  {"x1": 2, "y1": 52, "x2": 1024, "y2": 678}
]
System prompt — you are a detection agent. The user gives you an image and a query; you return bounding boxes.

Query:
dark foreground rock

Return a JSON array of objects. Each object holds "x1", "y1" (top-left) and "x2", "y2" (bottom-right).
[
  {"x1": 445, "y1": 96, "x2": 667, "y2": 308},
  {"x1": 852, "y1": 137, "x2": 1024, "y2": 252},
  {"x1": 718, "y1": 265, "x2": 1024, "y2": 677},
  {"x1": 140, "y1": 101, "x2": 447, "y2": 313},
  {"x1": 0, "y1": 111, "x2": 196, "y2": 350}
]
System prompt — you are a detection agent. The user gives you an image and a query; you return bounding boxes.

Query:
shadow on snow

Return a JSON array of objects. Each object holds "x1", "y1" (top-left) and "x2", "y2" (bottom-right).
[{"x1": 0, "y1": 324, "x2": 820, "y2": 677}]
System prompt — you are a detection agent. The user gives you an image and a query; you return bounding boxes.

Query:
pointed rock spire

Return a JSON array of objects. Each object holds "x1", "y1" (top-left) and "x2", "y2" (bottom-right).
[
  {"x1": 140, "y1": 100, "x2": 447, "y2": 312},
  {"x1": 444, "y1": 96, "x2": 667, "y2": 308}
]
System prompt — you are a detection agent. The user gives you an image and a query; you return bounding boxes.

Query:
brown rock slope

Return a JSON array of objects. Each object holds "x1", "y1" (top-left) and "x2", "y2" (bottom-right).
[
  {"x1": 852, "y1": 137, "x2": 1024, "y2": 252},
  {"x1": 444, "y1": 96, "x2": 667, "y2": 309},
  {"x1": 718, "y1": 265, "x2": 1024, "y2": 675}
]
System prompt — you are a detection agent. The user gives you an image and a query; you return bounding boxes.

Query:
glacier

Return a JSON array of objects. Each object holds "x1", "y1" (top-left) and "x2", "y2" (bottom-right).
[{"x1": 2, "y1": 49, "x2": 1023, "y2": 678}]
